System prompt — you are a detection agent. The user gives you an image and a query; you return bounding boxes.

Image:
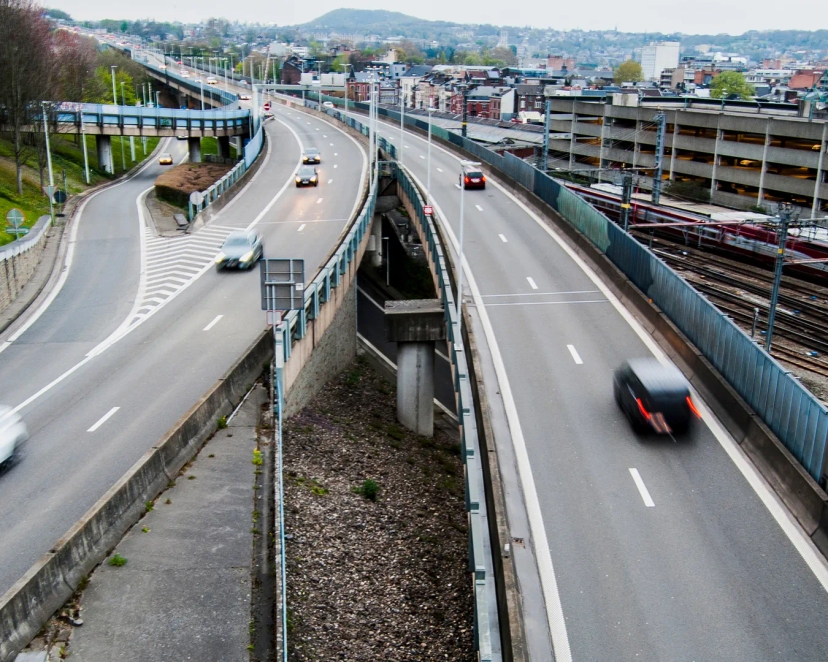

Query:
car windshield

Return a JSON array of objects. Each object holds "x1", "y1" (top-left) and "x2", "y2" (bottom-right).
[
  {"x1": 304, "y1": 149, "x2": 319, "y2": 156},
  {"x1": 466, "y1": 170, "x2": 483, "y2": 178},
  {"x1": 298, "y1": 167, "x2": 316, "y2": 177},
  {"x1": 223, "y1": 234, "x2": 250, "y2": 248}
]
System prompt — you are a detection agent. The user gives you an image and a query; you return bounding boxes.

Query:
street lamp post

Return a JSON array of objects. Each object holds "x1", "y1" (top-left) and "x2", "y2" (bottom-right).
[
  {"x1": 455, "y1": 161, "x2": 480, "y2": 334},
  {"x1": 41, "y1": 102, "x2": 54, "y2": 223},
  {"x1": 110, "y1": 65, "x2": 117, "y2": 105},
  {"x1": 400, "y1": 85, "x2": 404, "y2": 164},
  {"x1": 200, "y1": 80, "x2": 205, "y2": 110},
  {"x1": 118, "y1": 82, "x2": 126, "y2": 170},
  {"x1": 427, "y1": 106, "x2": 434, "y2": 204}
]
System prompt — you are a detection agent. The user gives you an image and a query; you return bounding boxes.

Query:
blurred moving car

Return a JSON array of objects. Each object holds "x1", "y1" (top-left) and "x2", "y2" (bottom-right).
[
  {"x1": 460, "y1": 161, "x2": 486, "y2": 189},
  {"x1": 613, "y1": 358, "x2": 701, "y2": 434},
  {"x1": 302, "y1": 147, "x2": 321, "y2": 164},
  {"x1": 239, "y1": 94, "x2": 251, "y2": 101},
  {"x1": 295, "y1": 165, "x2": 319, "y2": 187},
  {"x1": 158, "y1": 153, "x2": 173, "y2": 165},
  {"x1": 0, "y1": 406, "x2": 28, "y2": 468},
  {"x1": 206, "y1": 76, "x2": 218, "y2": 85},
  {"x1": 215, "y1": 230, "x2": 263, "y2": 271},
  {"x1": 322, "y1": 101, "x2": 335, "y2": 108}
]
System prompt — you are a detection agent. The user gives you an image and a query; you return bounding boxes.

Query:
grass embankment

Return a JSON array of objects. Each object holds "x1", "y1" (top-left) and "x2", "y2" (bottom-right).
[
  {"x1": 0, "y1": 133, "x2": 160, "y2": 247},
  {"x1": 200, "y1": 137, "x2": 239, "y2": 159}
]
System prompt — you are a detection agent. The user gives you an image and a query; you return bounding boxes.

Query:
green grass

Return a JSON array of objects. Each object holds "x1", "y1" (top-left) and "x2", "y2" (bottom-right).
[
  {"x1": 200, "y1": 137, "x2": 238, "y2": 159},
  {"x1": 0, "y1": 133, "x2": 160, "y2": 247}
]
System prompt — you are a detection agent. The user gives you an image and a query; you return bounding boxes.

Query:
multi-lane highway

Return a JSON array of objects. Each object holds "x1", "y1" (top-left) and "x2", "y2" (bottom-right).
[
  {"x1": 345, "y1": 108, "x2": 828, "y2": 660},
  {"x1": 0, "y1": 96, "x2": 366, "y2": 595}
]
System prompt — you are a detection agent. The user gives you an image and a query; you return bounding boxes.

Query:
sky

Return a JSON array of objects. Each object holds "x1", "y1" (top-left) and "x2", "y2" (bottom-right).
[{"x1": 51, "y1": 0, "x2": 828, "y2": 36}]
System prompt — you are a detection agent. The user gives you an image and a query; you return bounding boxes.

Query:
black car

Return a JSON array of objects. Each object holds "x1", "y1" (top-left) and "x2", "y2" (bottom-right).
[
  {"x1": 215, "y1": 230, "x2": 263, "y2": 271},
  {"x1": 295, "y1": 165, "x2": 319, "y2": 187},
  {"x1": 460, "y1": 162, "x2": 486, "y2": 190},
  {"x1": 613, "y1": 358, "x2": 700, "y2": 434},
  {"x1": 302, "y1": 148, "x2": 321, "y2": 164}
]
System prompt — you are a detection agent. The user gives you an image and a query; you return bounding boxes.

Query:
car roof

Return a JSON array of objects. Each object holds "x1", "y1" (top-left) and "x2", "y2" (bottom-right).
[
  {"x1": 224, "y1": 230, "x2": 251, "y2": 241},
  {"x1": 304, "y1": 147, "x2": 319, "y2": 153},
  {"x1": 625, "y1": 359, "x2": 689, "y2": 393}
]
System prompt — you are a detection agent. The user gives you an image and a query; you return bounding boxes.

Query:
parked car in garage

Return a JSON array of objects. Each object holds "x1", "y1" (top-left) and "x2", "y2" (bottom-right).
[
  {"x1": 215, "y1": 230, "x2": 264, "y2": 271},
  {"x1": 613, "y1": 358, "x2": 700, "y2": 434},
  {"x1": 295, "y1": 165, "x2": 319, "y2": 187}
]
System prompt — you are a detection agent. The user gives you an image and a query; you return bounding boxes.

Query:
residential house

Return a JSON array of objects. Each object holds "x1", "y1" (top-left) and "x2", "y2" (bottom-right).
[{"x1": 400, "y1": 65, "x2": 433, "y2": 107}]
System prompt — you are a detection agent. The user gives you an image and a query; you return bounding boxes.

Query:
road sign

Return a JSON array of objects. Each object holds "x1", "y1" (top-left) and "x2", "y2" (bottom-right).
[
  {"x1": 53, "y1": 190, "x2": 67, "y2": 204},
  {"x1": 189, "y1": 191, "x2": 205, "y2": 207},
  {"x1": 423, "y1": 205, "x2": 433, "y2": 216},
  {"x1": 260, "y1": 259, "x2": 305, "y2": 312},
  {"x1": 6, "y1": 208, "x2": 24, "y2": 228},
  {"x1": 263, "y1": 101, "x2": 271, "y2": 111},
  {"x1": 6, "y1": 226, "x2": 28, "y2": 237}
]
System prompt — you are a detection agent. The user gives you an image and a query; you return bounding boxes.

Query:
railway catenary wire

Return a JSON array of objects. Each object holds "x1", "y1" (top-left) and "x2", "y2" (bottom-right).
[{"x1": 631, "y1": 231, "x2": 828, "y2": 380}]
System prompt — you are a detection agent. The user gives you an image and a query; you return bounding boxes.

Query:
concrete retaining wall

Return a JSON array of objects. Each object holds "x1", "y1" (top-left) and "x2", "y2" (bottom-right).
[
  {"x1": 0, "y1": 216, "x2": 51, "y2": 315},
  {"x1": 0, "y1": 331, "x2": 273, "y2": 662}
]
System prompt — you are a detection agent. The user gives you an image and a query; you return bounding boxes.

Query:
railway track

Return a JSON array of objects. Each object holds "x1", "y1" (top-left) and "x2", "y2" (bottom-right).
[{"x1": 632, "y1": 232, "x2": 828, "y2": 381}]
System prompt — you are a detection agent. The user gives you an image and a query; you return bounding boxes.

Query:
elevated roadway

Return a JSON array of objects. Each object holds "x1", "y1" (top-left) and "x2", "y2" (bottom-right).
[
  {"x1": 0, "y1": 101, "x2": 366, "y2": 596},
  {"x1": 346, "y1": 107, "x2": 828, "y2": 661}
]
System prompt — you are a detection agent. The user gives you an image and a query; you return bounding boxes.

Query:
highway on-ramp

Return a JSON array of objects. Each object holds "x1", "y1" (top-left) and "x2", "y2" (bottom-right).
[
  {"x1": 350, "y1": 108, "x2": 828, "y2": 661},
  {"x1": 0, "y1": 103, "x2": 366, "y2": 596}
]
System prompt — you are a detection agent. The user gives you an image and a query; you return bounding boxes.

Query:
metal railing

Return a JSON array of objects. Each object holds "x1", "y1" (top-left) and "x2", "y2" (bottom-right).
[{"x1": 46, "y1": 103, "x2": 249, "y2": 133}]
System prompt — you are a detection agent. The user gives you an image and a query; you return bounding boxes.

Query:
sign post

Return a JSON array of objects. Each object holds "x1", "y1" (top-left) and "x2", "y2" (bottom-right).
[{"x1": 5, "y1": 208, "x2": 26, "y2": 239}]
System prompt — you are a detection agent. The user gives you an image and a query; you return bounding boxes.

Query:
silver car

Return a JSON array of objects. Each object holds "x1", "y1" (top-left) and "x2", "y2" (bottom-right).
[
  {"x1": 0, "y1": 406, "x2": 28, "y2": 468},
  {"x1": 215, "y1": 230, "x2": 264, "y2": 271}
]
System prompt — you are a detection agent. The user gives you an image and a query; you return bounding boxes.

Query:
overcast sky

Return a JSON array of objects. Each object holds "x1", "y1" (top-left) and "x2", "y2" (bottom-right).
[{"x1": 51, "y1": 0, "x2": 827, "y2": 36}]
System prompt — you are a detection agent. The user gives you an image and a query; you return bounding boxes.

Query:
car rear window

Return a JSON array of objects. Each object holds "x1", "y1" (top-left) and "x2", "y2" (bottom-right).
[{"x1": 467, "y1": 170, "x2": 483, "y2": 178}]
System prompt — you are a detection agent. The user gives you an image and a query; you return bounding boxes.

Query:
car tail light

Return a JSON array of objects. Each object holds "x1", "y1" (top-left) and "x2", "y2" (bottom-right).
[
  {"x1": 481, "y1": 176, "x2": 486, "y2": 182},
  {"x1": 686, "y1": 396, "x2": 702, "y2": 419},
  {"x1": 636, "y1": 398, "x2": 651, "y2": 420},
  {"x1": 464, "y1": 177, "x2": 470, "y2": 183}
]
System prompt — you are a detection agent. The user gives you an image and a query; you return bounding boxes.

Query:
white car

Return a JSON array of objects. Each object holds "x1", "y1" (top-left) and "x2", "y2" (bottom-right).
[
  {"x1": 0, "y1": 406, "x2": 28, "y2": 468},
  {"x1": 322, "y1": 101, "x2": 335, "y2": 108},
  {"x1": 206, "y1": 77, "x2": 218, "y2": 85},
  {"x1": 239, "y1": 94, "x2": 251, "y2": 101},
  {"x1": 180, "y1": 71, "x2": 189, "y2": 78}
]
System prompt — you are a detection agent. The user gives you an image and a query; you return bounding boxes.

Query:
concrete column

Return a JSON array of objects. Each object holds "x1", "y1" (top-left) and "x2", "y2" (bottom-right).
[
  {"x1": 710, "y1": 118, "x2": 722, "y2": 202},
  {"x1": 217, "y1": 135, "x2": 231, "y2": 159},
  {"x1": 370, "y1": 214, "x2": 383, "y2": 268},
  {"x1": 758, "y1": 118, "x2": 772, "y2": 205},
  {"x1": 811, "y1": 122, "x2": 827, "y2": 216},
  {"x1": 669, "y1": 116, "x2": 679, "y2": 181},
  {"x1": 385, "y1": 300, "x2": 446, "y2": 437},
  {"x1": 188, "y1": 137, "x2": 202, "y2": 163},
  {"x1": 95, "y1": 135, "x2": 113, "y2": 174}
]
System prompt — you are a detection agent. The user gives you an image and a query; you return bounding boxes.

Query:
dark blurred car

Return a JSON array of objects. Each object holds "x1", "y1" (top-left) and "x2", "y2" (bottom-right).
[
  {"x1": 0, "y1": 406, "x2": 28, "y2": 468},
  {"x1": 215, "y1": 230, "x2": 263, "y2": 271},
  {"x1": 295, "y1": 165, "x2": 318, "y2": 187},
  {"x1": 460, "y1": 161, "x2": 485, "y2": 189},
  {"x1": 613, "y1": 358, "x2": 700, "y2": 434},
  {"x1": 302, "y1": 147, "x2": 321, "y2": 164}
]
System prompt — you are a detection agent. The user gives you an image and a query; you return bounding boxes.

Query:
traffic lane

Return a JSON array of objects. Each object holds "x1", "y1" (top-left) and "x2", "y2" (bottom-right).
[
  {"x1": 356, "y1": 275, "x2": 456, "y2": 413},
  {"x1": 487, "y1": 287, "x2": 828, "y2": 660},
  {"x1": 0, "y1": 138, "x2": 185, "y2": 407},
  {"x1": 0, "y1": 119, "x2": 365, "y2": 594}
]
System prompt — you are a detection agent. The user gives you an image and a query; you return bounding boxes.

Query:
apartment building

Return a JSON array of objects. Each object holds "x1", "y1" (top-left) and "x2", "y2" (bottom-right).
[
  {"x1": 641, "y1": 42, "x2": 680, "y2": 81},
  {"x1": 545, "y1": 96, "x2": 828, "y2": 214}
]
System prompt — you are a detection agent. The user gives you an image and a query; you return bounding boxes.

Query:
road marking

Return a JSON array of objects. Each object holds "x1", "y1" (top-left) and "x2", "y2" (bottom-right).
[
  {"x1": 297, "y1": 223, "x2": 306, "y2": 232},
  {"x1": 316, "y1": 127, "x2": 319, "y2": 131},
  {"x1": 88, "y1": 407, "x2": 120, "y2": 432},
  {"x1": 420, "y1": 154, "x2": 425, "y2": 159},
  {"x1": 567, "y1": 344, "x2": 583, "y2": 364},
  {"x1": 323, "y1": 134, "x2": 327, "y2": 137},
  {"x1": 357, "y1": 286, "x2": 385, "y2": 312},
  {"x1": 316, "y1": 198, "x2": 323, "y2": 204},
  {"x1": 455, "y1": 184, "x2": 461, "y2": 189},
  {"x1": 475, "y1": 204, "x2": 483, "y2": 212},
  {"x1": 330, "y1": 142, "x2": 334, "y2": 146},
  {"x1": 203, "y1": 314, "x2": 223, "y2": 331},
  {"x1": 327, "y1": 179, "x2": 333, "y2": 184},
  {"x1": 499, "y1": 234, "x2": 508, "y2": 242},
  {"x1": 334, "y1": 164, "x2": 338, "y2": 168},
  {"x1": 629, "y1": 468, "x2": 655, "y2": 507},
  {"x1": 437, "y1": 167, "x2": 443, "y2": 172},
  {"x1": 334, "y1": 152, "x2": 338, "y2": 156},
  {"x1": 485, "y1": 299, "x2": 608, "y2": 308},
  {"x1": 482, "y1": 289, "x2": 601, "y2": 298},
  {"x1": 527, "y1": 277, "x2": 538, "y2": 290}
]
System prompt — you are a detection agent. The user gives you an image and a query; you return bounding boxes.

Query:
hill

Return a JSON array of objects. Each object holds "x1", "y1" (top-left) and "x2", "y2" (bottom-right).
[{"x1": 295, "y1": 9, "x2": 459, "y2": 37}]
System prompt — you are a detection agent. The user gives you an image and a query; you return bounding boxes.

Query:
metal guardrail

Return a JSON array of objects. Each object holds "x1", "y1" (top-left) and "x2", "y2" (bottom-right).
[
  {"x1": 326, "y1": 91, "x2": 828, "y2": 485},
  {"x1": 46, "y1": 103, "x2": 249, "y2": 132},
  {"x1": 132, "y1": 51, "x2": 241, "y2": 108},
  {"x1": 282, "y1": 98, "x2": 498, "y2": 660}
]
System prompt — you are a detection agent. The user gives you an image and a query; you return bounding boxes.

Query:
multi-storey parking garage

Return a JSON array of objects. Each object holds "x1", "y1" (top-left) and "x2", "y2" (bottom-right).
[{"x1": 546, "y1": 97, "x2": 828, "y2": 214}]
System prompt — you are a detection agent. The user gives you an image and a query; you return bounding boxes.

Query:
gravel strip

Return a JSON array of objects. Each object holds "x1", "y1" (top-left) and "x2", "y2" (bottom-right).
[{"x1": 284, "y1": 358, "x2": 474, "y2": 661}]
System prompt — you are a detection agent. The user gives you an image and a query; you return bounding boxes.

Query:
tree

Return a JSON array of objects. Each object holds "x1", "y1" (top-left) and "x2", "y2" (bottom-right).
[
  {"x1": 710, "y1": 71, "x2": 754, "y2": 99},
  {"x1": 614, "y1": 59, "x2": 643, "y2": 84}
]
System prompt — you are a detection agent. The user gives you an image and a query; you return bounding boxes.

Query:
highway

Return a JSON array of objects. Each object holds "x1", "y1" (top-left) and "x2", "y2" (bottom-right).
[
  {"x1": 0, "y1": 98, "x2": 366, "y2": 595},
  {"x1": 347, "y1": 109, "x2": 828, "y2": 660}
]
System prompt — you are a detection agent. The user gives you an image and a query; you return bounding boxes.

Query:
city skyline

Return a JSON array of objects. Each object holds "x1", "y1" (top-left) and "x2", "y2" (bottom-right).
[{"x1": 52, "y1": 0, "x2": 828, "y2": 37}]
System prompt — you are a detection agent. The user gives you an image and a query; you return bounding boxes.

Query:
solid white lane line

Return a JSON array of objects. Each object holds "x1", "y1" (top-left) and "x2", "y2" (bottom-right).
[
  {"x1": 203, "y1": 314, "x2": 223, "y2": 331},
  {"x1": 499, "y1": 234, "x2": 508, "y2": 242},
  {"x1": 316, "y1": 198, "x2": 323, "y2": 204},
  {"x1": 527, "y1": 277, "x2": 539, "y2": 290},
  {"x1": 88, "y1": 407, "x2": 120, "y2": 432},
  {"x1": 297, "y1": 223, "x2": 306, "y2": 232},
  {"x1": 567, "y1": 345, "x2": 584, "y2": 365},
  {"x1": 629, "y1": 468, "x2": 656, "y2": 507},
  {"x1": 435, "y1": 348, "x2": 451, "y2": 363},
  {"x1": 475, "y1": 204, "x2": 483, "y2": 212}
]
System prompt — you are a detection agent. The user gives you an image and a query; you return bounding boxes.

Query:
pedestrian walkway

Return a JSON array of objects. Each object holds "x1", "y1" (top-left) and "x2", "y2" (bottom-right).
[
  {"x1": 132, "y1": 224, "x2": 237, "y2": 325},
  {"x1": 66, "y1": 386, "x2": 266, "y2": 662}
]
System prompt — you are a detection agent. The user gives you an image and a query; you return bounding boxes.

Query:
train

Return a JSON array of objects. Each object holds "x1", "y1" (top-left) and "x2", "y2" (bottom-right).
[{"x1": 565, "y1": 182, "x2": 828, "y2": 281}]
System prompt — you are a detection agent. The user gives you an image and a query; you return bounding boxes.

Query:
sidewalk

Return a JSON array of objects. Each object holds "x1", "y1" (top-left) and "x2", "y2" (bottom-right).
[{"x1": 64, "y1": 386, "x2": 266, "y2": 662}]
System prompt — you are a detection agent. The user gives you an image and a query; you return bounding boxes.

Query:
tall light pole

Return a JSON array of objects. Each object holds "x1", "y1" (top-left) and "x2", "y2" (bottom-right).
[
  {"x1": 118, "y1": 82, "x2": 126, "y2": 170},
  {"x1": 110, "y1": 65, "x2": 118, "y2": 105},
  {"x1": 80, "y1": 105, "x2": 90, "y2": 184},
  {"x1": 200, "y1": 80, "x2": 205, "y2": 110},
  {"x1": 41, "y1": 102, "x2": 54, "y2": 224},
  {"x1": 427, "y1": 106, "x2": 434, "y2": 204},
  {"x1": 400, "y1": 84, "x2": 405, "y2": 164},
  {"x1": 455, "y1": 161, "x2": 480, "y2": 334},
  {"x1": 765, "y1": 204, "x2": 793, "y2": 353}
]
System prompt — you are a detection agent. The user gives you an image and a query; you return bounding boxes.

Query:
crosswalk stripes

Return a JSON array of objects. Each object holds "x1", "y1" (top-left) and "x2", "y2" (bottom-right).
[{"x1": 129, "y1": 224, "x2": 238, "y2": 325}]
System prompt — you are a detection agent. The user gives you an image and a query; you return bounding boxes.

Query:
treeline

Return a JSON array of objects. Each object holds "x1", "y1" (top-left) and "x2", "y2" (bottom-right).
[{"x1": 0, "y1": 1, "x2": 151, "y2": 194}]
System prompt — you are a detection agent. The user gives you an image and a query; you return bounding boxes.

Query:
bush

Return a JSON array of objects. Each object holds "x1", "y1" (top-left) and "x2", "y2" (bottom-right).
[{"x1": 155, "y1": 162, "x2": 233, "y2": 209}]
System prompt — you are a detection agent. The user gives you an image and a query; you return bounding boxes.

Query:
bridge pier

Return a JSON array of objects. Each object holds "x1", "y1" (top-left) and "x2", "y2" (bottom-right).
[
  {"x1": 95, "y1": 135, "x2": 113, "y2": 174},
  {"x1": 188, "y1": 137, "x2": 201, "y2": 163},
  {"x1": 384, "y1": 300, "x2": 446, "y2": 437},
  {"x1": 217, "y1": 136, "x2": 231, "y2": 159},
  {"x1": 369, "y1": 215, "x2": 383, "y2": 268}
]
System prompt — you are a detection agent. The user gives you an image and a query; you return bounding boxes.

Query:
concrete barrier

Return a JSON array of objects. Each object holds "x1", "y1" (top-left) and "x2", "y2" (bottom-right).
[{"x1": 0, "y1": 331, "x2": 273, "y2": 662}]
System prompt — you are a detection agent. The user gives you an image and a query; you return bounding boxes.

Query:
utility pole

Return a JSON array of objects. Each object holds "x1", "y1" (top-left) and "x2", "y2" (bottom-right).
[
  {"x1": 461, "y1": 86, "x2": 468, "y2": 138},
  {"x1": 652, "y1": 112, "x2": 666, "y2": 205},
  {"x1": 542, "y1": 97, "x2": 551, "y2": 172},
  {"x1": 765, "y1": 203, "x2": 794, "y2": 353},
  {"x1": 621, "y1": 173, "x2": 634, "y2": 231}
]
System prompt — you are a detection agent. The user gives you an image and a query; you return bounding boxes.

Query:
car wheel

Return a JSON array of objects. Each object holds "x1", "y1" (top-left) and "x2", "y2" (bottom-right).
[{"x1": 216, "y1": 264, "x2": 224, "y2": 272}]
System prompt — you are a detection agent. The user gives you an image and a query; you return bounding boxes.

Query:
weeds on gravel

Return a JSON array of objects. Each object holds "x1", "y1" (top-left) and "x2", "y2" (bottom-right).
[
  {"x1": 356, "y1": 479, "x2": 380, "y2": 501},
  {"x1": 108, "y1": 554, "x2": 127, "y2": 567},
  {"x1": 252, "y1": 449, "x2": 263, "y2": 466},
  {"x1": 217, "y1": 416, "x2": 228, "y2": 430},
  {"x1": 145, "y1": 501, "x2": 154, "y2": 513},
  {"x1": 386, "y1": 424, "x2": 405, "y2": 441}
]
